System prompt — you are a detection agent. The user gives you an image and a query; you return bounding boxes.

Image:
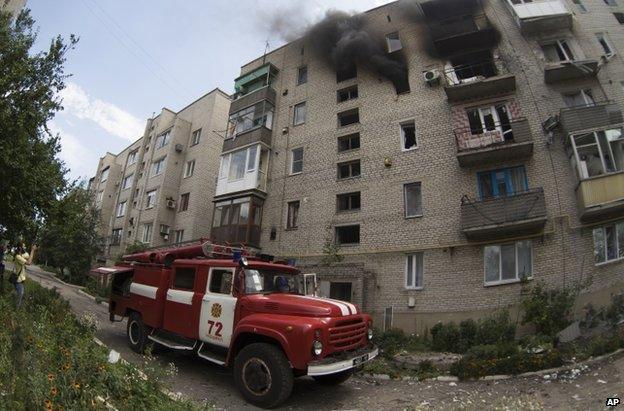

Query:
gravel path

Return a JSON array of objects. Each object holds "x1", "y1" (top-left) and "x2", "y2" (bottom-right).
[{"x1": 16, "y1": 264, "x2": 624, "y2": 410}]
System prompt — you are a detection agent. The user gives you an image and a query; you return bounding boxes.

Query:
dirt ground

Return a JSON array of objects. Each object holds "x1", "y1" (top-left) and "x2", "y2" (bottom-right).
[{"x1": 21, "y1": 265, "x2": 624, "y2": 410}]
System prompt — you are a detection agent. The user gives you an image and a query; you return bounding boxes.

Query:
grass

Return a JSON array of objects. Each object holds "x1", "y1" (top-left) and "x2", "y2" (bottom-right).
[{"x1": 0, "y1": 280, "x2": 209, "y2": 410}]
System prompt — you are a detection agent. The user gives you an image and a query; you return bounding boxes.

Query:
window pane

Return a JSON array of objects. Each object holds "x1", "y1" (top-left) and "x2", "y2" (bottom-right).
[
  {"x1": 401, "y1": 123, "x2": 417, "y2": 150},
  {"x1": 209, "y1": 270, "x2": 233, "y2": 294},
  {"x1": 406, "y1": 255, "x2": 413, "y2": 288},
  {"x1": 509, "y1": 166, "x2": 527, "y2": 193},
  {"x1": 484, "y1": 246, "x2": 500, "y2": 283},
  {"x1": 414, "y1": 253, "x2": 423, "y2": 288},
  {"x1": 239, "y1": 202, "x2": 249, "y2": 225},
  {"x1": 294, "y1": 102, "x2": 306, "y2": 125},
  {"x1": 593, "y1": 227, "x2": 606, "y2": 264},
  {"x1": 404, "y1": 183, "x2": 422, "y2": 217},
  {"x1": 606, "y1": 225, "x2": 618, "y2": 261},
  {"x1": 174, "y1": 268, "x2": 196, "y2": 290},
  {"x1": 478, "y1": 172, "x2": 494, "y2": 198},
  {"x1": 386, "y1": 32, "x2": 402, "y2": 53},
  {"x1": 351, "y1": 161, "x2": 361, "y2": 177},
  {"x1": 247, "y1": 145, "x2": 257, "y2": 171},
  {"x1": 229, "y1": 150, "x2": 246, "y2": 180},
  {"x1": 501, "y1": 243, "x2": 516, "y2": 280},
  {"x1": 517, "y1": 240, "x2": 532, "y2": 278}
]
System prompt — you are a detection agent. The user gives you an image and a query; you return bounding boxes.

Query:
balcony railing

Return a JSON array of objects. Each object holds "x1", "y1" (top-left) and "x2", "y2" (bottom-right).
[
  {"x1": 460, "y1": 188, "x2": 547, "y2": 240},
  {"x1": 544, "y1": 59, "x2": 599, "y2": 84},
  {"x1": 507, "y1": 0, "x2": 572, "y2": 35},
  {"x1": 443, "y1": 58, "x2": 516, "y2": 102},
  {"x1": 576, "y1": 172, "x2": 624, "y2": 223},
  {"x1": 229, "y1": 85, "x2": 276, "y2": 114},
  {"x1": 211, "y1": 225, "x2": 261, "y2": 248},
  {"x1": 560, "y1": 102, "x2": 624, "y2": 135},
  {"x1": 455, "y1": 118, "x2": 533, "y2": 167}
]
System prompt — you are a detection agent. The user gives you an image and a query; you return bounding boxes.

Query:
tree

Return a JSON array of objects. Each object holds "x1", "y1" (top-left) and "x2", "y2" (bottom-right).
[
  {"x1": 37, "y1": 184, "x2": 102, "y2": 285},
  {"x1": 0, "y1": 9, "x2": 77, "y2": 239}
]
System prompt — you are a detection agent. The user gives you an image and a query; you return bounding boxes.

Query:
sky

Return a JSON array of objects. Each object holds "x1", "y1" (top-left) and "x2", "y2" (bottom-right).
[{"x1": 27, "y1": 0, "x2": 392, "y2": 182}]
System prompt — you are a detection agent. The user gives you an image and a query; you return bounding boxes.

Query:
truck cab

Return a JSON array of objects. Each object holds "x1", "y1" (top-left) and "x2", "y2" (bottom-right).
[{"x1": 101, "y1": 241, "x2": 377, "y2": 408}]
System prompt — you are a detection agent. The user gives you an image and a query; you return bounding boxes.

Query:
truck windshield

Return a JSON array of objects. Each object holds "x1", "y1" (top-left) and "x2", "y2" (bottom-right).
[{"x1": 244, "y1": 269, "x2": 301, "y2": 295}]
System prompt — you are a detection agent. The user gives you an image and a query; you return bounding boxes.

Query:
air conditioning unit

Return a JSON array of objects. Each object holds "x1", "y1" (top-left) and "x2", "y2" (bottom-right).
[
  {"x1": 166, "y1": 199, "x2": 176, "y2": 209},
  {"x1": 175, "y1": 144, "x2": 184, "y2": 152},
  {"x1": 160, "y1": 224, "x2": 170, "y2": 235},
  {"x1": 542, "y1": 115, "x2": 559, "y2": 132},
  {"x1": 423, "y1": 69, "x2": 440, "y2": 86}
]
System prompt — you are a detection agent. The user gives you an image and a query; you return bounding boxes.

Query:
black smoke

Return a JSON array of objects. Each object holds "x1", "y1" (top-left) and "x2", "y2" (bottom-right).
[{"x1": 304, "y1": 11, "x2": 410, "y2": 94}]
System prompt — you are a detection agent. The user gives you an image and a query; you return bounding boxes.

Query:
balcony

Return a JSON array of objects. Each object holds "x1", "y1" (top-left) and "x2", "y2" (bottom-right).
[
  {"x1": 233, "y1": 63, "x2": 279, "y2": 99},
  {"x1": 460, "y1": 188, "x2": 548, "y2": 241},
  {"x1": 455, "y1": 118, "x2": 534, "y2": 167},
  {"x1": 443, "y1": 59, "x2": 516, "y2": 102},
  {"x1": 577, "y1": 172, "x2": 624, "y2": 223},
  {"x1": 223, "y1": 126, "x2": 272, "y2": 152},
  {"x1": 211, "y1": 196, "x2": 264, "y2": 248},
  {"x1": 544, "y1": 59, "x2": 599, "y2": 84},
  {"x1": 216, "y1": 145, "x2": 269, "y2": 197},
  {"x1": 560, "y1": 102, "x2": 624, "y2": 135},
  {"x1": 211, "y1": 225, "x2": 261, "y2": 248},
  {"x1": 229, "y1": 85, "x2": 276, "y2": 114},
  {"x1": 506, "y1": 0, "x2": 572, "y2": 35},
  {"x1": 427, "y1": 13, "x2": 497, "y2": 57}
]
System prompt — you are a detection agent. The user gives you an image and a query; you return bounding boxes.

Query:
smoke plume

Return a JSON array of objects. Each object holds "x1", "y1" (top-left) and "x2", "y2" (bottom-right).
[{"x1": 305, "y1": 11, "x2": 410, "y2": 93}]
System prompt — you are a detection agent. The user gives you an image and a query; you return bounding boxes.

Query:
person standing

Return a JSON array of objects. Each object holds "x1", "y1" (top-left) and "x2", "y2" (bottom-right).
[{"x1": 13, "y1": 243, "x2": 34, "y2": 307}]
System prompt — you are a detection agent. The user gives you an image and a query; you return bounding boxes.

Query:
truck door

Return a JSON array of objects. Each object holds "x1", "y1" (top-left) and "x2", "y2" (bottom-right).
[
  {"x1": 198, "y1": 267, "x2": 237, "y2": 348},
  {"x1": 163, "y1": 265, "x2": 203, "y2": 338}
]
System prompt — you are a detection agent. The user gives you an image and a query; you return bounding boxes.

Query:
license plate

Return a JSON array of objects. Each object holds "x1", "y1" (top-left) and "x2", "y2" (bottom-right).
[{"x1": 353, "y1": 354, "x2": 369, "y2": 366}]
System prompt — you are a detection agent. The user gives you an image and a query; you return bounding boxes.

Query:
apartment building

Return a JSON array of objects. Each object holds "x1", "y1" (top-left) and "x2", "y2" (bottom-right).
[
  {"x1": 212, "y1": 0, "x2": 624, "y2": 332},
  {"x1": 89, "y1": 88, "x2": 231, "y2": 263},
  {"x1": 1, "y1": 0, "x2": 27, "y2": 16}
]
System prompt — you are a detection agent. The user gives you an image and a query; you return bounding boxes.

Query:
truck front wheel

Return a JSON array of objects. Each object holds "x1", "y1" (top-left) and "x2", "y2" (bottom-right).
[
  {"x1": 126, "y1": 312, "x2": 149, "y2": 354},
  {"x1": 234, "y1": 343, "x2": 293, "y2": 409},
  {"x1": 313, "y1": 369, "x2": 353, "y2": 385}
]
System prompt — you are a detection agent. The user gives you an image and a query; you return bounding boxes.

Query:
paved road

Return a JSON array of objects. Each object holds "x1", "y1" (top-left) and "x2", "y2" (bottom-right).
[{"x1": 17, "y1": 265, "x2": 624, "y2": 410}]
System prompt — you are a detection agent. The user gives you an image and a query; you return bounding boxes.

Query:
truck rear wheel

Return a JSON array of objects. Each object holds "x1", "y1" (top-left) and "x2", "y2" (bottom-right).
[
  {"x1": 127, "y1": 312, "x2": 149, "y2": 354},
  {"x1": 234, "y1": 343, "x2": 293, "y2": 409},
  {"x1": 313, "y1": 369, "x2": 353, "y2": 385}
]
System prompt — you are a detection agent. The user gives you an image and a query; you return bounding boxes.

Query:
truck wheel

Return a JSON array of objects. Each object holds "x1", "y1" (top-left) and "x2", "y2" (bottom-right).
[
  {"x1": 127, "y1": 312, "x2": 149, "y2": 354},
  {"x1": 234, "y1": 343, "x2": 293, "y2": 409},
  {"x1": 313, "y1": 369, "x2": 353, "y2": 385}
]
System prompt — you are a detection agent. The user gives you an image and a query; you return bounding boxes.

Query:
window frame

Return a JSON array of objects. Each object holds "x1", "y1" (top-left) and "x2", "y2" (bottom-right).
[
  {"x1": 572, "y1": 0, "x2": 588, "y2": 12},
  {"x1": 541, "y1": 39, "x2": 575, "y2": 62},
  {"x1": 337, "y1": 108, "x2": 360, "y2": 127},
  {"x1": 297, "y1": 66, "x2": 308, "y2": 85},
  {"x1": 596, "y1": 33, "x2": 615, "y2": 57},
  {"x1": 151, "y1": 156, "x2": 167, "y2": 177},
  {"x1": 190, "y1": 128, "x2": 202, "y2": 146},
  {"x1": 290, "y1": 147, "x2": 304, "y2": 175},
  {"x1": 155, "y1": 130, "x2": 171, "y2": 149},
  {"x1": 337, "y1": 192, "x2": 361, "y2": 213},
  {"x1": 404, "y1": 182, "x2": 423, "y2": 218},
  {"x1": 337, "y1": 133, "x2": 361, "y2": 152},
  {"x1": 337, "y1": 85, "x2": 359, "y2": 103},
  {"x1": 184, "y1": 159, "x2": 195, "y2": 178},
  {"x1": 208, "y1": 268, "x2": 235, "y2": 295},
  {"x1": 337, "y1": 159, "x2": 361, "y2": 180},
  {"x1": 405, "y1": 252, "x2": 424, "y2": 290},
  {"x1": 111, "y1": 228, "x2": 123, "y2": 246},
  {"x1": 593, "y1": 221, "x2": 624, "y2": 265},
  {"x1": 172, "y1": 267, "x2": 197, "y2": 291},
  {"x1": 127, "y1": 150, "x2": 138, "y2": 165},
  {"x1": 141, "y1": 223, "x2": 153, "y2": 243},
  {"x1": 122, "y1": 173, "x2": 134, "y2": 190},
  {"x1": 116, "y1": 201, "x2": 127, "y2": 218},
  {"x1": 483, "y1": 240, "x2": 533, "y2": 286},
  {"x1": 286, "y1": 200, "x2": 300, "y2": 229},
  {"x1": 477, "y1": 166, "x2": 528, "y2": 199},
  {"x1": 174, "y1": 229, "x2": 184, "y2": 243},
  {"x1": 335, "y1": 224, "x2": 361, "y2": 245},
  {"x1": 293, "y1": 101, "x2": 307, "y2": 126},
  {"x1": 145, "y1": 189, "x2": 157, "y2": 209},
  {"x1": 179, "y1": 193, "x2": 190, "y2": 212},
  {"x1": 400, "y1": 120, "x2": 418, "y2": 151},
  {"x1": 386, "y1": 32, "x2": 403, "y2": 53}
]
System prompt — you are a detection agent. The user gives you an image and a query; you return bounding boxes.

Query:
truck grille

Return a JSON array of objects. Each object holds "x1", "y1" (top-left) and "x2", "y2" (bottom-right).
[{"x1": 329, "y1": 318, "x2": 366, "y2": 351}]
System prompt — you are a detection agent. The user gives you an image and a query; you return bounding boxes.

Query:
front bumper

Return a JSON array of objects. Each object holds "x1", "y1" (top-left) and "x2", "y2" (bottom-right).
[{"x1": 307, "y1": 345, "x2": 378, "y2": 376}]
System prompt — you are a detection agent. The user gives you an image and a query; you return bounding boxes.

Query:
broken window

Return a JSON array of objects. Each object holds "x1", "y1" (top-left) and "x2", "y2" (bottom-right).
[
  {"x1": 446, "y1": 50, "x2": 497, "y2": 85},
  {"x1": 337, "y1": 192, "x2": 361, "y2": 212},
  {"x1": 570, "y1": 128, "x2": 624, "y2": 179},
  {"x1": 337, "y1": 160, "x2": 361, "y2": 179},
  {"x1": 338, "y1": 108, "x2": 359, "y2": 127},
  {"x1": 563, "y1": 89, "x2": 595, "y2": 108},
  {"x1": 466, "y1": 103, "x2": 513, "y2": 141},
  {"x1": 297, "y1": 66, "x2": 308, "y2": 85},
  {"x1": 337, "y1": 85, "x2": 358, "y2": 103},
  {"x1": 386, "y1": 32, "x2": 402, "y2": 53},
  {"x1": 335, "y1": 225, "x2": 360, "y2": 245},
  {"x1": 287, "y1": 201, "x2": 300, "y2": 229},
  {"x1": 400, "y1": 121, "x2": 417, "y2": 150},
  {"x1": 338, "y1": 133, "x2": 360, "y2": 152},
  {"x1": 541, "y1": 39, "x2": 575, "y2": 62},
  {"x1": 336, "y1": 65, "x2": 357, "y2": 83}
]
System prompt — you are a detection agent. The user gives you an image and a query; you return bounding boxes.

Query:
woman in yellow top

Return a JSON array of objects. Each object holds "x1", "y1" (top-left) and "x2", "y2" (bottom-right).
[{"x1": 14, "y1": 244, "x2": 34, "y2": 307}]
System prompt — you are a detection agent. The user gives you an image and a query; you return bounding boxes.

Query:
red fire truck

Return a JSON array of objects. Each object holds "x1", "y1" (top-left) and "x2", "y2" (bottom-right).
[{"x1": 99, "y1": 240, "x2": 378, "y2": 408}]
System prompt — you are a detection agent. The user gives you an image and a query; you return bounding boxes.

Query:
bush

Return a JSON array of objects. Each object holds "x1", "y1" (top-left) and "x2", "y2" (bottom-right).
[
  {"x1": 0, "y1": 280, "x2": 202, "y2": 410},
  {"x1": 521, "y1": 282, "x2": 577, "y2": 338},
  {"x1": 373, "y1": 328, "x2": 430, "y2": 358},
  {"x1": 605, "y1": 293, "x2": 624, "y2": 327},
  {"x1": 431, "y1": 311, "x2": 516, "y2": 354},
  {"x1": 587, "y1": 335, "x2": 623, "y2": 357}
]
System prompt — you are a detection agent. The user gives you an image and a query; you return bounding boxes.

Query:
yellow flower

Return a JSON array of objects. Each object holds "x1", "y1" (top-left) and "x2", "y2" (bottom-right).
[
  {"x1": 47, "y1": 373, "x2": 55, "y2": 382},
  {"x1": 44, "y1": 400, "x2": 53, "y2": 411},
  {"x1": 61, "y1": 363, "x2": 71, "y2": 372},
  {"x1": 73, "y1": 382, "x2": 80, "y2": 390},
  {"x1": 50, "y1": 387, "x2": 58, "y2": 397}
]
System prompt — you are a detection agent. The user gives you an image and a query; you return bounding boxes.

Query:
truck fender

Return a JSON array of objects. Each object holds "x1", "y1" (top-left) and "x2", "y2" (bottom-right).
[{"x1": 228, "y1": 325, "x2": 296, "y2": 368}]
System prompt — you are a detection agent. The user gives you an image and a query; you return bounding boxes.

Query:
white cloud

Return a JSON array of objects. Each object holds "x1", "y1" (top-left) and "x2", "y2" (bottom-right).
[
  {"x1": 49, "y1": 122, "x2": 100, "y2": 181},
  {"x1": 60, "y1": 82, "x2": 144, "y2": 142}
]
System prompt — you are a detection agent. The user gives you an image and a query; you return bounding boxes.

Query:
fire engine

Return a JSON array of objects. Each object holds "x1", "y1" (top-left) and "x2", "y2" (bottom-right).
[{"x1": 97, "y1": 240, "x2": 378, "y2": 408}]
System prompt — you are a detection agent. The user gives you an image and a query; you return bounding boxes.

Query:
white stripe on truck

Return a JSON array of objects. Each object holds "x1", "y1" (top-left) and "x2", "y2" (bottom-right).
[
  {"x1": 166, "y1": 289, "x2": 194, "y2": 305},
  {"x1": 130, "y1": 282, "x2": 157, "y2": 299},
  {"x1": 296, "y1": 295, "x2": 351, "y2": 316}
]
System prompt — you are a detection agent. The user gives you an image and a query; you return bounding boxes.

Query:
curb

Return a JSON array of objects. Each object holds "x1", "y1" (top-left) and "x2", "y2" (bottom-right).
[
  {"x1": 358, "y1": 348, "x2": 624, "y2": 383},
  {"x1": 76, "y1": 288, "x2": 109, "y2": 307}
]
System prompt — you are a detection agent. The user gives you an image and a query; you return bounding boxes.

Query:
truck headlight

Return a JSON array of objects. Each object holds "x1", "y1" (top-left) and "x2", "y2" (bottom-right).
[
  {"x1": 367, "y1": 328, "x2": 373, "y2": 341},
  {"x1": 312, "y1": 340, "x2": 323, "y2": 356}
]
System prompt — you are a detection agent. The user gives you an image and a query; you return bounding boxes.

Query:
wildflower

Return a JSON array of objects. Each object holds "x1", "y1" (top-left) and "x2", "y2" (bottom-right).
[
  {"x1": 61, "y1": 363, "x2": 71, "y2": 372},
  {"x1": 73, "y1": 382, "x2": 80, "y2": 390},
  {"x1": 47, "y1": 373, "x2": 55, "y2": 382},
  {"x1": 50, "y1": 387, "x2": 58, "y2": 397},
  {"x1": 44, "y1": 400, "x2": 53, "y2": 411}
]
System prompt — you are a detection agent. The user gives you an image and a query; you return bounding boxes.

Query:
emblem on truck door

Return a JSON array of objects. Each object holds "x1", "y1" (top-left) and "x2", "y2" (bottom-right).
[{"x1": 211, "y1": 303, "x2": 222, "y2": 318}]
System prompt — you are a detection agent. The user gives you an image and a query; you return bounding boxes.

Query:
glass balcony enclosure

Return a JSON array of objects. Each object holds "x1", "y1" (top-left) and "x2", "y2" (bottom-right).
[
  {"x1": 233, "y1": 63, "x2": 278, "y2": 99},
  {"x1": 216, "y1": 144, "x2": 269, "y2": 196},
  {"x1": 211, "y1": 196, "x2": 263, "y2": 247},
  {"x1": 226, "y1": 100, "x2": 274, "y2": 138},
  {"x1": 568, "y1": 128, "x2": 624, "y2": 180}
]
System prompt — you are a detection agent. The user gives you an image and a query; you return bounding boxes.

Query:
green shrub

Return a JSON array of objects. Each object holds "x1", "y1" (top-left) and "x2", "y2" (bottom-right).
[
  {"x1": 521, "y1": 282, "x2": 577, "y2": 338},
  {"x1": 475, "y1": 311, "x2": 516, "y2": 345},
  {"x1": 519, "y1": 334, "x2": 554, "y2": 352},
  {"x1": 373, "y1": 328, "x2": 430, "y2": 358},
  {"x1": 605, "y1": 293, "x2": 624, "y2": 327},
  {"x1": 457, "y1": 319, "x2": 477, "y2": 353},
  {"x1": 431, "y1": 322, "x2": 460, "y2": 352},
  {"x1": 587, "y1": 335, "x2": 623, "y2": 357}
]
